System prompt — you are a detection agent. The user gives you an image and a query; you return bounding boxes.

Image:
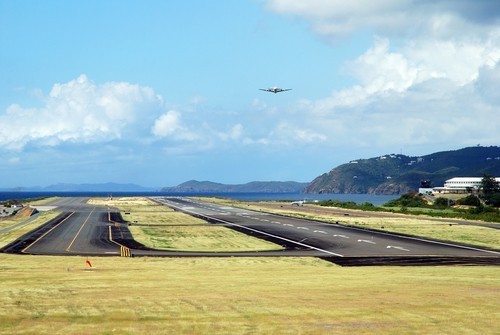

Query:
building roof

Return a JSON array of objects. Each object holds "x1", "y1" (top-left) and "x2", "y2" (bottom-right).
[{"x1": 445, "y1": 177, "x2": 500, "y2": 182}]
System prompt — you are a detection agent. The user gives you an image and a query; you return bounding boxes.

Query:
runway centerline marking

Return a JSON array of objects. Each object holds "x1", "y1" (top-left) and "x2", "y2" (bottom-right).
[
  {"x1": 163, "y1": 200, "x2": 344, "y2": 257},
  {"x1": 22, "y1": 212, "x2": 76, "y2": 253},
  {"x1": 358, "y1": 239, "x2": 376, "y2": 244},
  {"x1": 66, "y1": 207, "x2": 95, "y2": 252},
  {"x1": 387, "y1": 245, "x2": 410, "y2": 252}
]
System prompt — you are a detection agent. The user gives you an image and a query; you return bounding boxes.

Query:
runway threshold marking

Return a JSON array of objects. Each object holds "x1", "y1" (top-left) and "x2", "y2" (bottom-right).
[
  {"x1": 120, "y1": 246, "x2": 131, "y2": 257},
  {"x1": 108, "y1": 225, "x2": 132, "y2": 257},
  {"x1": 22, "y1": 212, "x2": 76, "y2": 253},
  {"x1": 66, "y1": 207, "x2": 96, "y2": 252},
  {"x1": 163, "y1": 200, "x2": 344, "y2": 257}
]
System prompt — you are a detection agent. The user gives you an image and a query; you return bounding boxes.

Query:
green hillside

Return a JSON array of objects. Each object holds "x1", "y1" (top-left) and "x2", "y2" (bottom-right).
[
  {"x1": 161, "y1": 180, "x2": 308, "y2": 193},
  {"x1": 305, "y1": 146, "x2": 500, "y2": 195}
]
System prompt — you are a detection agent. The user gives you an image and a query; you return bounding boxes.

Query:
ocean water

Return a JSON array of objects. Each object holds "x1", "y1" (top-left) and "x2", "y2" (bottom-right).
[{"x1": 0, "y1": 191, "x2": 398, "y2": 206}]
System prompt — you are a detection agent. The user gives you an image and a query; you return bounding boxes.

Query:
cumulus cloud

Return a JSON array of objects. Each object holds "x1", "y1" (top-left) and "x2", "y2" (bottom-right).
[
  {"x1": 262, "y1": 1, "x2": 500, "y2": 151},
  {"x1": 475, "y1": 61, "x2": 500, "y2": 104},
  {"x1": 152, "y1": 111, "x2": 182, "y2": 137},
  {"x1": 0, "y1": 75, "x2": 163, "y2": 151},
  {"x1": 216, "y1": 124, "x2": 244, "y2": 141},
  {"x1": 151, "y1": 110, "x2": 199, "y2": 141},
  {"x1": 265, "y1": 0, "x2": 500, "y2": 40}
]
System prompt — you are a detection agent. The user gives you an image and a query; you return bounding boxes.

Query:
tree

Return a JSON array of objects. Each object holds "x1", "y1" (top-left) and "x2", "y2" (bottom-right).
[
  {"x1": 434, "y1": 197, "x2": 450, "y2": 208},
  {"x1": 480, "y1": 173, "x2": 500, "y2": 207},
  {"x1": 456, "y1": 195, "x2": 481, "y2": 207},
  {"x1": 480, "y1": 173, "x2": 500, "y2": 195}
]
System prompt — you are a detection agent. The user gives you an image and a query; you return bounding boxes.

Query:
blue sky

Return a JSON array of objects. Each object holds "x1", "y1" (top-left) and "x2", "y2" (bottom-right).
[{"x1": 1, "y1": 0, "x2": 499, "y2": 188}]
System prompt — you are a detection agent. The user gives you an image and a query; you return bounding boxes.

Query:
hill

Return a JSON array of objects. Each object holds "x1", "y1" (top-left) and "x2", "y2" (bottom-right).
[
  {"x1": 0, "y1": 183, "x2": 156, "y2": 192},
  {"x1": 160, "y1": 180, "x2": 308, "y2": 193},
  {"x1": 305, "y1": 146, "x2": 500, "y2": 195}
]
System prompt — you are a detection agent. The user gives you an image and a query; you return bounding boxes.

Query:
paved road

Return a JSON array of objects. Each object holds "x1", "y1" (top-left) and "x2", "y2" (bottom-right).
[
  {"x1": 4, "y1": 197, "x2": 123, "y2": 256},
  {"x1": 2, "y1": 196, "x2": 500, "y2": 265},
  {"x1": 152, "y1": 197, "x2": 500, "y2": 259}
]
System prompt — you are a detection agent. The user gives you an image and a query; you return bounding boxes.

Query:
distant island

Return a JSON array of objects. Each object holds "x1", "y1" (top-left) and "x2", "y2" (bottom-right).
[
  {"x1": 0, "y1": 183, "x2": 156, "y2": 193},
  {"x1": 160, "y1": 180, "x2": 308, "y2": 193},
  {"x1": 2, "y1": 146, "x2": 498, "y2": 195}
]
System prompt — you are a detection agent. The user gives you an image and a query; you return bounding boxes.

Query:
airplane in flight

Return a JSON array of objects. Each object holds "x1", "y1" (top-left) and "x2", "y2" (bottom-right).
[{"x1": 259, "y1": 86, "x2": 292, "y2": 94}]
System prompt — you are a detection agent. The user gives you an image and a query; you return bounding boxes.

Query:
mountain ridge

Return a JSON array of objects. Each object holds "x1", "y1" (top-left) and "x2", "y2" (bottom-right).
[
  {"x1": 160, "y1": 180, "x2": 308, "y2": 193},
  {"x1": 305, "y1": 146, "x2": 500, "y2": 195},
  {"x1": 0, "y1": 182, "x2": 157, "y2": 192},
  {"x1": 2, "y1": 146, "x2": 498, "y2": 195}
]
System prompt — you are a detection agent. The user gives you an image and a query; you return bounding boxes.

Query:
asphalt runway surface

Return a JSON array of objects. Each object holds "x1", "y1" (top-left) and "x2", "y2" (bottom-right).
[
  {"x1": 2, "y1": 196, "x2": 500, "y2": 266},
  {"x1": 1, "y1": 197, "x2": 125, "y2": 256}
]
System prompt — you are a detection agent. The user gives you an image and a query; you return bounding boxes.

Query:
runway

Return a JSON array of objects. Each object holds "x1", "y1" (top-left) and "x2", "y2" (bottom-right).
[
  {"x1": 153, "y1": 197, "x2": 500, "y2": 258},
  {"x1": 2, "y1": 196, "x2": 500, "y2": 266},
  {"x1": 1, "y1": 197, "x2": 124, "y2": 256}
]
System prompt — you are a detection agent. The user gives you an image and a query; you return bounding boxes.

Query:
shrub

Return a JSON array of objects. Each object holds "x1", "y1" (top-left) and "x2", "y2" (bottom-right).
[
  {"x1": 456, "y1": 195, "x2": 481, "y2": 207},
  {"x1": 383, "y1": 192, "x2": 428, "y2": 208},
  {"x1": 433, "y1": 197, "x2": 450, "y2": 208}
]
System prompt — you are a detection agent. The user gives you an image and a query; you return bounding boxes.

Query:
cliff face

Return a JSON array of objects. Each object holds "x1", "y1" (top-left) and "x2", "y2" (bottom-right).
[{"x1": 305, "y1": 146, "x2": 500, "y2": 195}]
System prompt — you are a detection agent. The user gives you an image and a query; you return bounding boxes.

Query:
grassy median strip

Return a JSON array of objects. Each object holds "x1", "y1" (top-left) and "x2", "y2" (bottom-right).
[
  {"x1": 91, "y1": 197, "x2": 284, "y2": 252},
  {"x1": 0, "y1": 254, "x2": 499, "y2": 335},
  {"x1": 340, "y1": 217, "x2": 500, "y2": 248},
  {"x1": 129, "y1": 225, "x2": 284, "y2": 252},
  {"x1": 200, "y1": 198, "x2": 500, "y2": 250}
]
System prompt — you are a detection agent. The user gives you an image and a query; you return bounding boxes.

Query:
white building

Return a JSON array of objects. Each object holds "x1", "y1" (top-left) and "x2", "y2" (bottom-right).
[{"x1": 433, "y1": 177, "x2": 500, "y2": 194}]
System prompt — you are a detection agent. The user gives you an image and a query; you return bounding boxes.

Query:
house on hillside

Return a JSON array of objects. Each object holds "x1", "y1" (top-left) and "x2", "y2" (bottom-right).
[{"x1": 432, "y1": 177, "x2": 500, "y2": 194}]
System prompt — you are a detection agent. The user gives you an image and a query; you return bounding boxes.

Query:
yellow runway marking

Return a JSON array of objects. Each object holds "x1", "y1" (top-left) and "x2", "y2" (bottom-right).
[
  {"x1": 108, "y1": 224, "x2": 132, "y2": 257},
  {"x1": 66, "y1": 207, "x2": 95, "y2": 252},
  {"x1": 22, "y1": 212, "x2": 75, "y2": 253},
  {"x1": 120, "y1": 246, "x2": 131, "y2": 257}
]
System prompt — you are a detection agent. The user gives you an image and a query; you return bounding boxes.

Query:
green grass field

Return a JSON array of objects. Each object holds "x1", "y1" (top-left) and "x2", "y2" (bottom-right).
[
  {"x1": 202, "y1": 198, "x2": 500, "y2": 250},
  {"x1": 93, "y1": 197, "x2": 284, "y2": 252},
  {"x1": 130, "y1": 225, "x2": 284, "y2": 252},
  {"x1": 0, "y1": 197, "x2": 499, "y2": 334},
  {"x1": 0, "y1": 211, "x2": 61, "y2": 247},
  {"x1": 0, "y1": 255, "x2": 499, "y2": 335}
]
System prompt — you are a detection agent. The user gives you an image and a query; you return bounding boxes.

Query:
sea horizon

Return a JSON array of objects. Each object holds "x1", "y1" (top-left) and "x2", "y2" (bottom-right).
[{"x1": 0, "y1": 191, "x2": 398, "y2": 206}]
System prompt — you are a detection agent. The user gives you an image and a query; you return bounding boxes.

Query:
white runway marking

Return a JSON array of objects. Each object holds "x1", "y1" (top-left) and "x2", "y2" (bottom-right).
[
  {"x1": 358, "y1": 239, "x2": 376, "y2": 244},
  {"x1": 387, "y1": 246, "x2": 410, "y2": 251}
]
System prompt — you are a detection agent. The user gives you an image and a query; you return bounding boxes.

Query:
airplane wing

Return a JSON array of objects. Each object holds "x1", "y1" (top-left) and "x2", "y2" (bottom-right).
[{"x1": 259, "y1": 88, "x2": 292, "y2": 93}]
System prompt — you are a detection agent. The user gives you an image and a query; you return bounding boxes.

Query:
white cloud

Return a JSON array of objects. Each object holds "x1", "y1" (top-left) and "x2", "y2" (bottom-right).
[
  {"x1": 475, "y1": 59, "x2": 500, "y2": 104},
  {"x1": 262, "y1": 1, "x2": 500, "y2": 151},
  {"x1": 265, "y1": 0, "x2": 500, "y2": 40},
  {"x1": 151, "y1": 110, "x2": 199, "y2": 141},
  {"x1": 216, "y1": 124, "x2": 243, "y2": 141},
  {"x1": 0, "y1": 75, "x2": 163, "y2": 151},
  {"x1": 152, "y1": 110, "x2": 182, "y2": 137}
]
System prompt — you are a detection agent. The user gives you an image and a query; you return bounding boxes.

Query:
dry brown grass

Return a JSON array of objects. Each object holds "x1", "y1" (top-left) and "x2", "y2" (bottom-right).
[
  {"x1": 0, "y1": 211, "x2": 62, "y2": 248},
  {"x1": 129, "y1": 225, "x2": 284, "y2": 251},
  {"x1": 201, "y1": 198, "x2": 500, "y2": 250},
  {"x1": 1, "y1": 197, "x2": 499, "y2": 334},
  {"x1": 102, "y1": 197, "x2": 283, "y2": 252},
  {"x1": 0, "y1": 254, "x2": 499, "y2": 335},
  {"x1": 88, "y1": 196, "x2": 160, "y2": 210}
]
